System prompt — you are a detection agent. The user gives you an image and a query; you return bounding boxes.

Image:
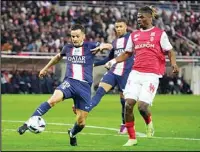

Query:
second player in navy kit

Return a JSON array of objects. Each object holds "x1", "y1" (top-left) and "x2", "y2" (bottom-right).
[{"x1": 90, "y1": 19, "x2": 134, "y2": 134}]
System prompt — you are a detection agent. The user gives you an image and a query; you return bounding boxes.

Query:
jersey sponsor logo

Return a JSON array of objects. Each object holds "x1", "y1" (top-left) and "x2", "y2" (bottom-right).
[
  {"x1": 67, "y1": 56, "x2": 86, "y2": 64},
  {"x1": 135, "y1": 43, "x2": 155, "y2": 49},
  {"x1": 114, "y1": 48, "x2": 124, "y2": 56}
]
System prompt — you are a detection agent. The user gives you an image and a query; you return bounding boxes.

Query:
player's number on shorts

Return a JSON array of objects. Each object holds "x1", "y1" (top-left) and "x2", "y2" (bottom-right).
[{"x1": 61, "y1": 81, "x2": 70, "y2": 89}]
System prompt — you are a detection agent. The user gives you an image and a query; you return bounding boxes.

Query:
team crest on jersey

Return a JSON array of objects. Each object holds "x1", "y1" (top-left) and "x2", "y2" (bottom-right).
[
  {"x1": 134, "y1": 34, "x2": 140, "y2": 38},
  {"x1": 150, "y1": 32, "x2": 155, "y2": 37}
]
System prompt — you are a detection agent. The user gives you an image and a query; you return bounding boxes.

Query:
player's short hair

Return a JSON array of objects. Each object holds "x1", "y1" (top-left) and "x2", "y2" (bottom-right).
[
  {"x1": 116, "y1": 18, "x2": 127, "y2": 24},
  {"x1": 71, "y1": 24, "x2": 85, "y2": 33},
  {"x1": 138, "y1": 6, "x2": 159, "y2": 19}
]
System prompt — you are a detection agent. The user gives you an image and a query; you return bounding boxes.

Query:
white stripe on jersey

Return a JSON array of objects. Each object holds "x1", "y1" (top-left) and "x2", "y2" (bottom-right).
[
  {"x1": 71, "y1": 47, "x2": 83, "y2": 81},
  {"x1": 113, "y1": 37, "x2": 125, "y2": 76}
]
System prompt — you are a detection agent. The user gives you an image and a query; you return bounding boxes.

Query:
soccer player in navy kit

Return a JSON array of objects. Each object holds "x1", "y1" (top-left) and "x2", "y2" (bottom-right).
[
  {"x1": 17, "y1": 24, "x2": 112, "y2": 146},
  {"x1": 89, "y1": 19, "x2": 134, "y2": 134}
]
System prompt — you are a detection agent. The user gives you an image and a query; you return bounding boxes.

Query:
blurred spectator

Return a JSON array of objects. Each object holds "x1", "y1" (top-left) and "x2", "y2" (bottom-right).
[
  {"x1": 1, "y1": 70, "x2": 60, "y2": 94},
  {"x1": 1, "y1": 1, "x2": 200, "y2": 56}
]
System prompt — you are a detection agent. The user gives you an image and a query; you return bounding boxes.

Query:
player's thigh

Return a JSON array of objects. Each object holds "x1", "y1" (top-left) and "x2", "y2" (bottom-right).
[
  {"x1": 75, "y1": 82, "x2": 91, "y2": 112},
  {"x1": 138, "y1": 76, "x2": 159, "y2": 106},
  {"x1": 99, "y1": 82, "x2": 112, "y2": 92},
  {"x1": 116, "y1": 71, "x2": 130, "y2": 92},
  {"x1": 47, "y1": 89, "x2": 64, "y2": 106},
  {"x1": 56, "y1": 78, "x2": 73, "y2": 100},
  {"x1": 123, "y1": 70, "x2": 142, "y2": 101},
  {"x1": 100, "y1": 71, "x2": 116, "y2": 91}
]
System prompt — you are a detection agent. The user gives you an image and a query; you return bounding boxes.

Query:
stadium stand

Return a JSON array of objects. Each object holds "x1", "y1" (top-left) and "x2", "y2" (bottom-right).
[
  {"x1": 1, "y1": 1, "x2": 199, "y2": 94},
  {"x1": 1, "y1": 1, "x2": 200, "y2": 56}
]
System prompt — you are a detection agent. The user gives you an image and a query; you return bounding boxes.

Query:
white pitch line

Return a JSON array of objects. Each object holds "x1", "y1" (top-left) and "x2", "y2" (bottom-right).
[
  {"x1": 2, "y1": 129, "x2": 200, "y2": 141},
  {"x1": 2, "y1": 120, "x2": 200, "y2": 141},
  {"x1": 2, "y1": 119, "x2": 146, "y2": 137}
]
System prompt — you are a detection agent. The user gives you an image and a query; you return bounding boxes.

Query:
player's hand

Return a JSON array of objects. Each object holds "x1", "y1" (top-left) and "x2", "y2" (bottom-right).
[
  {"x1": 172, "y1": 64, "x2": 179, "y2": 74},
  {"x1": 39, "y1": 69, "x2": 47, "y2": 78},
  {"x1": 105, "y1": 59, "x2": 117, "y2": 70},
  {"x1": 91, "y1": 46, "x2": 101, "y2": 54}
]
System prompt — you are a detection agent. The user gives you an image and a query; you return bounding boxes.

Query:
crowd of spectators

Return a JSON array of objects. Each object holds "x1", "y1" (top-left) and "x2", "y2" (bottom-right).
[
  {"x1": 1, "y1": 1, "x2": 200, "y2": 56},
  {"x1": 158, "y1": 74, "x2": 193, "y2": 94},
  {"x1": 1, "y1": 70, "x2": 61, "y2": 94}
]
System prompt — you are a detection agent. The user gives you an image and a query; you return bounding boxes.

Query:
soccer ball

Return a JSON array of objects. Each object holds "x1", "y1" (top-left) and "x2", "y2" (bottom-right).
[{"x1": 27, "y1": 116, "x2": 46, "y2": 134}]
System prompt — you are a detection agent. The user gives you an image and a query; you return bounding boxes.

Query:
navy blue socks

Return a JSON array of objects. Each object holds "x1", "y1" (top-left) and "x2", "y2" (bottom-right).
[
  {"x1": 70, "y1": 122, "x2": 84, "y2": 137},
  {"x1": 31, "y1": 102, "x2": 51, "y2": 117},
  {"x1": 91, "y1": 86, "x2": 106, "y2": 108},
  {"x1": 120, "y1": 98, "x2": 125, "y2": 124}
]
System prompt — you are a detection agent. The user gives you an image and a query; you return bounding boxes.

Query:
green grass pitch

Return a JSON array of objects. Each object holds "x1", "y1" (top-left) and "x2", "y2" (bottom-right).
[{"x1": 2, "y1": 94, "x2": 200, "y2": 151}]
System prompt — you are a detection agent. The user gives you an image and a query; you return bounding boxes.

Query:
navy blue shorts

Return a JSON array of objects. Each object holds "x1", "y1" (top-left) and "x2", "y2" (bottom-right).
[
  {"x1": 101, "y1": 71, "x2": 130, "y2": 92},
  {"x1": 56, "y1": 78, "x2": 91, "y2": 112}
]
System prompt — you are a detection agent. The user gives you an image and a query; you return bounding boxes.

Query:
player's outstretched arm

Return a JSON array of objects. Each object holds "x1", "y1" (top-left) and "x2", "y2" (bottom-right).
[
  {"x1": 91, "y1": 43, "x2": 113, "y2": 54},
  {"x1": 167, "y1": 49, "x2": 179, "y2": 74},
  {"x1": 39, "y1": 53, "x2": 63, "y2": 78},
  {"x1": 94, "y1": 50, "x2": 114, "y2": 67},
  {"x1": 105, "y1": 51, "x2": 132, "y2": 69}
]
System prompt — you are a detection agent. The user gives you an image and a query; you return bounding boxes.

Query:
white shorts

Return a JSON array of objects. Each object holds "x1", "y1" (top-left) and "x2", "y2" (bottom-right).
[{"x1": 123, "y1": 70, "x2": 160, "y2": 106}]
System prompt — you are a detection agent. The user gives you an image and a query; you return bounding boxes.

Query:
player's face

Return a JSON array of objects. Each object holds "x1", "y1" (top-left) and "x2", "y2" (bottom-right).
[
  {"x1": 71, "y1": 29, "x2": 85, "y2": 46},
  {"x1": 115, "y1": 22, "x2": 127, "y2": 36},
  {"x1": 137, "y1": 12, "x2": 152, "y2": 29}
]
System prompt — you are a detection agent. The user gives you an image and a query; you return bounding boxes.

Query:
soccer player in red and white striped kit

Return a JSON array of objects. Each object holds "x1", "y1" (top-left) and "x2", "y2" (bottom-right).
[{"x1": 105, "y1": 6, "x2": 179, "y2": 146}]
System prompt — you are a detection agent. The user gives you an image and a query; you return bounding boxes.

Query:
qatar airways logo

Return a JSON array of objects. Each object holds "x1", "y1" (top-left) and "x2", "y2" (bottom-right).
[
  {"x1": 67, "y1": 56, "x2": 86, "y2": 64},
  {"x1": 135, "y1": 43, "x2": 155, "y2": 49},
  {"x1": 114, "y1": 48, "x2": 124, "y2": 56}
]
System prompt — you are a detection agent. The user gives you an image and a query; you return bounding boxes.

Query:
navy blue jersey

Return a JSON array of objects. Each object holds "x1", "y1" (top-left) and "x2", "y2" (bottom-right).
[
  {"x1": 60, "y1": 41, "x2": 100, "y2": 84},
  {"x1": 94, "y1": 33, "x2": 134, "y2": 76},
  {"x1": 111, "y1": 32, "x2": 134, "y2": 75}
]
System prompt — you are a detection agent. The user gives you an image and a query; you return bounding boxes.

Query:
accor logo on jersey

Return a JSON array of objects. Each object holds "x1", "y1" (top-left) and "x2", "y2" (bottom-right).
[
  {"x1": 67, "y1": 56, "x2": 86, "y2": 64},
  {"x1": 135, "y1": 43, "x2": 155, "y2": 49}
]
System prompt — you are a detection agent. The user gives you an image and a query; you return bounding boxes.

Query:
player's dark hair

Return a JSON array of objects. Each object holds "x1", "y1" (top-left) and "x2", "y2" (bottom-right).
[
  {"x1": 138, "y1": 6, "x2": 159, "y2": 19},
  {"x1": 71, "y1": 24, "x2": 85, "y2": 33},
  {"x1": 116, "y1": 18, "x2": 127, "y2": 24}
]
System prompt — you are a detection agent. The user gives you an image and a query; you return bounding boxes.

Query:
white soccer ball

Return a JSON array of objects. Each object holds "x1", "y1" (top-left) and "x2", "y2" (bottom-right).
[{"x1": 27, "y1": 116, "x2": 46, "y2": 134}]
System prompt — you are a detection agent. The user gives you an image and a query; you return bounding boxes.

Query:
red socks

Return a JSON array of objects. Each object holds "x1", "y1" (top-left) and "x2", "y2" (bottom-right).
[{"x1": 125, "y1": 122, "x2": 136, "y2": 139}]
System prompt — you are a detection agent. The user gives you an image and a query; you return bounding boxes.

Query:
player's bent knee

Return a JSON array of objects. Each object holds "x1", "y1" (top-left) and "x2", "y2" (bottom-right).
[
  {"x1": 47, "y1": 90, "x2": 64, "y2": 107},
  {"x1": 138, "y1": 101, "x2": 149, "y2": 112},
  {"x1": 125, "y1": 102, "x2": 133, "y2": 110},
  {"x1": 99, "y1": 82, "x2": 112, "y2": 92},
  {"x1": 125, "y1": 99, "x2": 136, "y2": 107}
]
